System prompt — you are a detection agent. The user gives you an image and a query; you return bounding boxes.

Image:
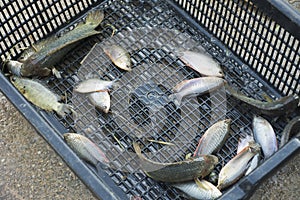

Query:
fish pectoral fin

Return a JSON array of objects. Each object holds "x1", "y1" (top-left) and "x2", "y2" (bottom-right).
[
  {"x1": 195, "y1": 178, "x2": 211, "y2": 190},
  {"x1": 52, "y1": 68, "x2": 62, "y2": 79}
]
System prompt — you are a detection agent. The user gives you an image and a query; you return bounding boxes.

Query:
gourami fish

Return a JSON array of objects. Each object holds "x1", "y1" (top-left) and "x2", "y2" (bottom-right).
[
  {"x1": 88, "y1": 91, "x2": 111, "y2": 113},
  {"x1": 252, "y1": 115, "x2": 278, "y2": 159},
  {"x1": 217, "y1": 141, "x2": 260, "y2": 190},
  {"x1": 173, "y1": 178, "x2": 222, "y2": 200},
  {"x1": 194, "y1": 119, "x2": 231, "y2": 156},
  {"x1": 103, "y1": 44, "x2": 132, "y2": 71},
  {"x1": 179, "y1": 50, "x2": 224, "y2": 77},
  {"x1": 11, "y1": 76, "x2": 75, "y2": 117},
  {"x1": 73, "y1": 78, "x2": 118, "y2": 93},
  {"x1": 64, "y1": 133, "x2": 109, "y2": 171}
]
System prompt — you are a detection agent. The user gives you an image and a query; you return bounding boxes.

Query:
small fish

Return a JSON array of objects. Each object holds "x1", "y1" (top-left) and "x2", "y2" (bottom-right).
[
  {"x1": 245, "y1": 153, "x2": 261, "y2": 176},
  {"x1": 11, "y1": 76, "x2": 74, "y2": 117},
  {"x1": 237, "y1": 135, "x2": 261, "y2": 175},
  {"x1": 280, "y1": 116, "x2": 300, "y2": 148},
  {"x1": 63, "y1": 133, "x2": 109, "y2": 171},
  {"x1": 217, "y1": 141, "x2": 260, "y2": 190},
  {"x1": 179, "y1": 50, "x2": 224, "y2": 77},
  {"x1": 237, "y1": 134, "x2": 254, "y2": 154},
  {"x1": 73, "y1": 78, "x2": 118, "y2": 93},
  {"x1": 88, "y1": 91, "x2": 110, "y2": 113},
  {"x1": 252, "y1": 115, "x2": 278, "y2": 159},
  {"x1": 225, "y1": 84, "x2": 299, "y2": 117},
  {"x1": 173, "y1": 178, "x2": 222, "y2": 200},
  {"x1": 194, "y1": 119, "x2": 231, "y2": 156},
  {"x1": 7, "y1": 9, "x2": 104, "y2": 77},
  {"x1": 103, "y1": 44, "x2": 132, "y2": 71},
  {"x1": 169, "y1": 77, "x2": 226, "y2": 106},
  {"x1": 133, "y1": 142, "x2": 218, "y2": 183}
]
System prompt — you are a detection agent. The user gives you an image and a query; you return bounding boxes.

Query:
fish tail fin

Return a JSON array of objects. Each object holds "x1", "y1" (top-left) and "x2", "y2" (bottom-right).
[
  {"x1": 111, "y1": 79, "x2": 121, "y2": 89},
  {"x1": 79, "y1": 9, "x2": 104, "y2": 31},
  {"x1": 168, "y1": 93, "x2": 182, "y2": 107},
  {"x1": 56, "y1": 104, "x2": 77, "y2": 117}
]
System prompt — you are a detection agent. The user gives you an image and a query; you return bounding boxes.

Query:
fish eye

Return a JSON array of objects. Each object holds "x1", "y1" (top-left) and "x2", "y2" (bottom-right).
[{"x1": 11, "y1": 76, "x2": 16, "y2": 82}]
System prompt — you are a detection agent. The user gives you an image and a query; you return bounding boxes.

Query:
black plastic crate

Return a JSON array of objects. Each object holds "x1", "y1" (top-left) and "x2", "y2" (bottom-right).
[{"x1": 0, "y1": 0, "x2": 299, "y2": 199}]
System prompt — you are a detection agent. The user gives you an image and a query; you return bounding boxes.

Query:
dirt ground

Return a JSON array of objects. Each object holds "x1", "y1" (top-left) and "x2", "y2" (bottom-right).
[{"x1": 0, "y1": 91, "x2": 299, "y2": 199}]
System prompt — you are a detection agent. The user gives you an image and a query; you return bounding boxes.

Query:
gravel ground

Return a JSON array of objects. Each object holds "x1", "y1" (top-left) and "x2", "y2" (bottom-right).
[
  {"x1": 0, "y1": 92, "x2": 96, "y2": 200},
  {"x1": 1, "y1": 90, "x2": 299, "y2": 199}
]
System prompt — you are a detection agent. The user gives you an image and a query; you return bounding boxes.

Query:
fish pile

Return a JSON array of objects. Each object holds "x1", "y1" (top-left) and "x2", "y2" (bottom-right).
[{"x1": 4, "y1": 8, "x2": 300, "y2": 199}]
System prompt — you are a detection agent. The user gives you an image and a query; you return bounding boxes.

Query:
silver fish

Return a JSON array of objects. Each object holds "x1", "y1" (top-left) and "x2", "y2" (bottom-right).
[
  {"x1": 179, "y1": 50, "x2": 224, "y2": 77},
  {"x1": 217, "y1": 141, "x2": 260, "y2": 190},
  {"x1": 245, "y1": 153, "x2": 261, "y2": 176},
  {"x1": 173, "y1": 178, "x2": 222, "y2": 200},
  {"x1": 10, "y1": 76, "x2": 74, "y2": 117},
  {"x1": 88, "y1": 91, "x2": 110, "y2": 113},
  {"x1": 194, "y1": 119, "x2": 231, "y2": 156},
  {"x1": 73, "y1": 78, "x2": 118, "y2": 93},
  {"x1": 252, "y1": 115, "x2": 278, "y2": 159},
  {"x1": 63, "y1": 133, "x2": 109, "y2": 169},
  {"x1": 237, "y1": 134, "x2": 261, "y2": 175},
  {"x1": 169, "y1": 77, "x2": 226, "y2": 106}
]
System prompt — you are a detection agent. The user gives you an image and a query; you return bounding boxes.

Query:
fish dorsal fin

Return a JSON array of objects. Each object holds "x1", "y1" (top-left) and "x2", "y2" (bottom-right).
[{"x1": 195, "y1": 178, "x2": 211, "y2": 190}]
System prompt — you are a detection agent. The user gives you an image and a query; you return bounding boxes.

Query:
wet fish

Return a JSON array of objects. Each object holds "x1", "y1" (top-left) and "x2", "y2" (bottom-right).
[
  {"x1": 169, "y1": 77, "x2": 226, "y2": 106},
  {"x1": 252, "y1": 115, "x2": 278, "y2": 159},
  {"x1": 194, "y1": 119, "x2": 231, "y2": 156},
  {"x1": 63, "y1": 133, "x2": 109, "y2": 170},
  {"x1": 11, "y1": 76, "x2": 74, "y2": 117},
  {"x1": 225, "y1": 84, "x2": 299, "y2": 117},
  {"x1": 133, "y1": 142, "x2": 218, "y2": 183},
  {"x1": 7, "y1": 9, "x2": 104, "y2": 77},
  {"x1": 73, "y1": 78, "x2": 118, "y2": 93},
  {"x1": 237, "y1": 134, "x2": 261, "y2": 175},
  {"x1": 173, "y1": 178, "x2": 222, "y2": 200},
  {"x1": 88, "y1": 91, "x2": 110, "y2": 113},
  {"x1": 245, "y1": 153, "x2": 260, "y2": 176},
  {"x1": 237, "y1": 134, "x2": 254, "y2": 154},
  {"x1": 280, "y1": 116, "x2": 300, "y2": 148},
  {"x1": 217, "y1": 141, "x2": 260, "y2": 190},
  {"x1": 179, "y1": 50, "x2": 224, "y2": 77},
  {"x1": 103, "y1": 44, "x2": 132, "y2": 71}
]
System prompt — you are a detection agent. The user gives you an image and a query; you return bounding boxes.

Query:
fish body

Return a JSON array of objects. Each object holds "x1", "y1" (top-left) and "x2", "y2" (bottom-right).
[
  {"x1": 169, "y1": 77, "x2": 226, "y2": 106},
  {"x1": 280, "y1": 116, "x2": 300, "y2": 148},
  {"x1": 225, "y1": 84, "x2": 299, "y2": 117},
  {"x1": 103, "y1": 44, "x2": 132, "y2": 71},
  {"x1": 88, "y1": 91, "x2": 110, "y2": 113},
  {"x1": 252, "y1": 115, "x2": 278, "y2": 159},
  {"x1": 11, "y1": 76, "x2": 74, "y2": 117},
  {"x1": 194, "y1": 119, "x2": 231, "y2": 156},
  {"x1": 173, "y1": 178, "x2": 222, "y2": 200},
  {"x1": 63, "y1": 133, "x2": 109, "y2": 167},
  {"x1": 245, "y1": 153, "x2": 260, "y2": 175},
  {"x1": 217, "y1": 141, "x2": 260, "y2": 190},
  {"x1": 73, "y1": 78, "x2": 117, "y2": 93},
  {"x1": 7, "y1": 10, "x2": 104, "y2": 77},
  {"x1": 133, "y1": 142, "x2": 218, "y2": 183},
  {"x1": 179, "y1": 50, "x2": 224, "y2": 77}
]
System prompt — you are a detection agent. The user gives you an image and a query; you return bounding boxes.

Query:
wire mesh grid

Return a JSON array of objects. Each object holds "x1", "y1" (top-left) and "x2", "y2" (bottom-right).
[{"x1": 0, "y1": 0, "x2": 299, "y2": 199}]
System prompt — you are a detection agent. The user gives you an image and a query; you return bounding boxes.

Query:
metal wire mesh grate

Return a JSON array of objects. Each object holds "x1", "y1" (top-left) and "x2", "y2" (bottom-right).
[{"x1": 0, "y1": 0, "x2": 299, "y2": 199}]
